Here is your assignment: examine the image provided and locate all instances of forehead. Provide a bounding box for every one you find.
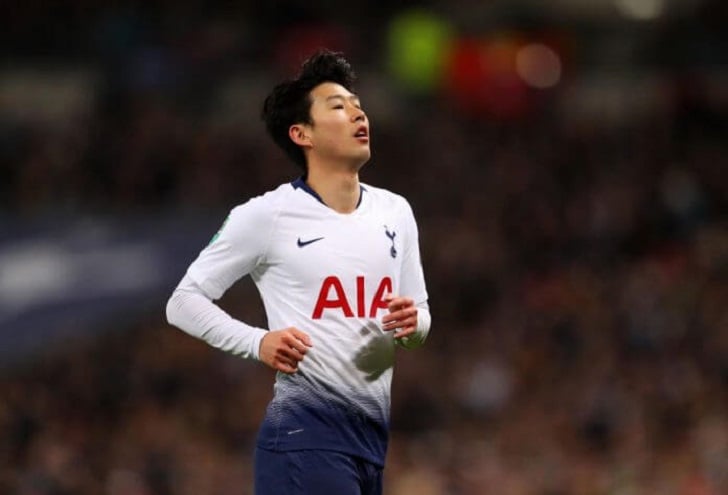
[309,82,358,103]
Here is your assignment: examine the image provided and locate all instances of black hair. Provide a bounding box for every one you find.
[261,50,357,170]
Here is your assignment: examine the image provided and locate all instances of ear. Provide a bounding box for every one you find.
[289,124,311,148]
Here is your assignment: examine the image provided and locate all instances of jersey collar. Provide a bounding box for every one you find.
[291,177,366,209]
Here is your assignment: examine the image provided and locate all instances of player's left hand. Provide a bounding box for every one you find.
[381,294,418,339]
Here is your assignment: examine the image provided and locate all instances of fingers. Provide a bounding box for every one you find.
[273,355,299,374]
[261,328,312,375]
[383,294,414,314]
[287,328,313,349]
[278,344,305,362]
[381,295,417,336]
[382,305,417,325]
[382,310,418,332]
[393,327,416,339]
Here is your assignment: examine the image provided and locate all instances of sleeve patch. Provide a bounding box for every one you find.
[208,215,230,246]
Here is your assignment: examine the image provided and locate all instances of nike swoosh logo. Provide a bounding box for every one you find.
[297,237,324,248]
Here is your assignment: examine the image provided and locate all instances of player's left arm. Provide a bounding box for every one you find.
[381,200,431,349]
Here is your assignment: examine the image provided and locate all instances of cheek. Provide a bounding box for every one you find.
[319,117,346,132]
[315,121,348,145]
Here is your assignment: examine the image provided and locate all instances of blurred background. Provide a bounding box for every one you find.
[1,0,727,494]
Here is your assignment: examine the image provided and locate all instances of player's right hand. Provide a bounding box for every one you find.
[258,327,312,374]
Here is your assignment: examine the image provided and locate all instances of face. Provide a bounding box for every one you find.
[296,82,371,169]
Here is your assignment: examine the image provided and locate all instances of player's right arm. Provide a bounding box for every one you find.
[165,195,311,373]
[166,278,311,373]
[166,274,268,360]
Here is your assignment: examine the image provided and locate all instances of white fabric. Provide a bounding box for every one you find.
[166,181,430,409]
[166,275,268,359]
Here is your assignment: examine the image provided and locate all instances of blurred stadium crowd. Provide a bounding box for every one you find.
[1,1,726,494]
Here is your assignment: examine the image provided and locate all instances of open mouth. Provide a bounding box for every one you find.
[354,127,369,139]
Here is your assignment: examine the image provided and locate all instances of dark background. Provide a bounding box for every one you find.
[1,1,726,493]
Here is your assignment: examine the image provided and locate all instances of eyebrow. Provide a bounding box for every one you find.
[325,94,360,103]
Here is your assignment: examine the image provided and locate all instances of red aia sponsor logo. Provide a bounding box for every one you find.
[312,276,392,319]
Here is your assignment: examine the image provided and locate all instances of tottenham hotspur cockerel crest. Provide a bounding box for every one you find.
[384,225,397,259]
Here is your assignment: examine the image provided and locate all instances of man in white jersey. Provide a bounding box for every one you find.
[166,50,431,494]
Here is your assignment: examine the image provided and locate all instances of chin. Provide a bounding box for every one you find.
[345,150,370,168]
[356,153,371,169]
[359,148,372,162]
[339,149,371,170]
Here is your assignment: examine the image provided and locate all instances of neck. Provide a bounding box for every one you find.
[305,166,361,214]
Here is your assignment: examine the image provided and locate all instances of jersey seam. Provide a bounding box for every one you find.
[259,188,288,266]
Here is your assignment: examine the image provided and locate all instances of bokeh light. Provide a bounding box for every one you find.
[387,9,453,94]
[515,43,562,89]
[614,0,666,20]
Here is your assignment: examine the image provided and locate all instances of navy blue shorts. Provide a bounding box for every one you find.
[254,447,383,495]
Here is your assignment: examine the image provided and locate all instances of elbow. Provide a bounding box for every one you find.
[165,290,182,328]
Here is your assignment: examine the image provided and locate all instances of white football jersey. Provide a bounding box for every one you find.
[174,178,430,466]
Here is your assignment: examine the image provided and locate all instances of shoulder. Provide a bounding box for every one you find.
[218,182,297,241]
[362,183,417,224]
[229,182,295,220]
[361,182,412,213]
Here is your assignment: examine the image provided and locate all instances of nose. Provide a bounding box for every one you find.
[350,105,366,122]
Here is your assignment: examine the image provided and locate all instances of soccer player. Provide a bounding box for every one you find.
[165,50,431,495]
